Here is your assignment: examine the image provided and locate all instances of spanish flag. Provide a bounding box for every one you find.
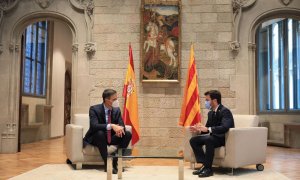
[179,44,201,126]
[123,44,140,145]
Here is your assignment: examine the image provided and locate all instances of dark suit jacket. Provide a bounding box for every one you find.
[83,103,125,145]
[205,104,234,144]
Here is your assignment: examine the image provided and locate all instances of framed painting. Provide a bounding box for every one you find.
[140,0,181,82]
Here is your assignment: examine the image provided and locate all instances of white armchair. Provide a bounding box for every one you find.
[65,114,132,169]
[184,115,268,172]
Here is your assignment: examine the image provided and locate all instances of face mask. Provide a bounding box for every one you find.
[112,100,119,108]
[205,100,211,110]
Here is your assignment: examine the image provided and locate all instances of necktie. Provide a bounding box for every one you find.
[212,111,216,121]
[107,109,111,144]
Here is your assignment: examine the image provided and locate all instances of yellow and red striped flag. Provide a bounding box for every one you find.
[179,44,201,127]
[122,44,140,145]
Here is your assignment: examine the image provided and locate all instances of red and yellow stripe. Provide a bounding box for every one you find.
[179,44,201,126]
[123,44,140,145]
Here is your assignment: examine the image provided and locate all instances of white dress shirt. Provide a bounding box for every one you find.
[103,104,112,130]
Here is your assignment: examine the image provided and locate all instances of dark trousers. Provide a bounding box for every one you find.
[189,135,224,168]
[91,130,132,166]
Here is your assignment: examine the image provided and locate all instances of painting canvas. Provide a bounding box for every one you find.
[141,1,181,82]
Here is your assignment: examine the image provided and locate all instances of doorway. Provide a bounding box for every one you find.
[19,19,72,149]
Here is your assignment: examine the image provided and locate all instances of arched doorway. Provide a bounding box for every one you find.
[17,18,74,149]
[0,0,93,153]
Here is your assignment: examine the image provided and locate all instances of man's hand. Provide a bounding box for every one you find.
[190,123,203,133]
[198,126,208,133]
[190,123,209,133]
[116,129,125,137]
[189,125,198,133]
[111,124,125,137]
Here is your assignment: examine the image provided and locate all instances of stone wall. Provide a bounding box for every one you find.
[1,0,299,153]
[0,0,236,153]
[90,0,235,152]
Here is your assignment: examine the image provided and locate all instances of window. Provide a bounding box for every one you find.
[257,18,300,112]
[22,21,48,97]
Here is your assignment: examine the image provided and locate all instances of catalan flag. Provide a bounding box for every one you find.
[123,44,140,145]
[179,44,201,127]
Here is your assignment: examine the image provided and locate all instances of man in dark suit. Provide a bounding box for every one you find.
[83,89,132,174]
[189,90,234,178]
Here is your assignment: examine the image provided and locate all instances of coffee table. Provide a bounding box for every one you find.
[106,148,184,180]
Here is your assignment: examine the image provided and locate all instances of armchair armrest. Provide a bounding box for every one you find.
[224,127,268,168]
[65,124,84,163]
[184,127,198,162]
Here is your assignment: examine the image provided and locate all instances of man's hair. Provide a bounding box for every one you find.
[102,89,117,102]
[204,90,222,104]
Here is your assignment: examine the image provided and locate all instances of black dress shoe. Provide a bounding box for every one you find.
[113,166,125,172]
[112,168,118,174]
[198,168,213,178]
[104,167,118,174]
[192,166,205,175]
[122,149,132,156]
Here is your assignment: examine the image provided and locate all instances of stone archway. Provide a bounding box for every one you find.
[246,9,300,144]
[0,0,95,153]
[247,9,300,115]
[229,0,300,115]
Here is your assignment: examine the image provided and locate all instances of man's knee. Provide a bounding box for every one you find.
[91,131,107,148]
[124,130,132,140]
[189,136,197,146]
[94,131,106,140]
[204,136,218,147]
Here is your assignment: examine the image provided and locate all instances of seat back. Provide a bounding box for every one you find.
[233,115,259,128]
[73,114,89,137]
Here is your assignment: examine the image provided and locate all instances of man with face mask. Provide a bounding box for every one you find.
[83,89,132,174]
[189,90,234,178]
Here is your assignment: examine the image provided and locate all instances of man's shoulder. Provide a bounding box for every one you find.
[90,103,103,111]
[219,104,232,113]
[220,105,228,110]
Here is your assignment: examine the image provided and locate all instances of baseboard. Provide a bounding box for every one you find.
[49,135,65,139]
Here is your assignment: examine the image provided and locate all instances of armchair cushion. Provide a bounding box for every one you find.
[83,144,118,156]
[233,115,258,128]
[214,146,225,159]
